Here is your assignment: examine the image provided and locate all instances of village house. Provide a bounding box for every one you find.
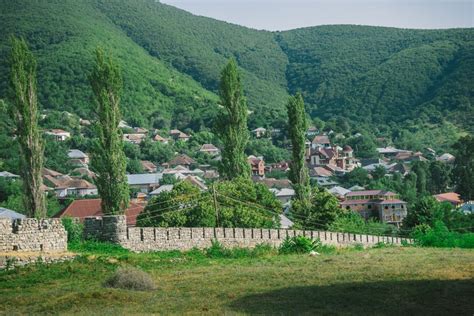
[55,199,144,226]
[248,155,265,177]
[42,167,93,197]
[340,190,407,226]
[328,186,351,200]
[123,133,146,145]
[307,136,356,172]
[79,118,91,126]
[153,134,169,144]
[50,178,98,198]
[170,129,190,142]
[251,127,267,138]
[437,153,455,164]
[165,154,196,168]
[148,184,174,198]
[183,175,208,191]
[133,127,148,134]
[255,178,292,190]
[376,147,412,159]
[272,188,295,204]
[306,126,319,137]
[71,167,96,179]
[45,129,71,141]
[141,161,157,173]
[162,165,201,176]
[199,144,220,156]
[127,173,163,193]
[311,135,331,149]
[0,171,20,180]
[203,169,219,180]
[394,151,427,163]
[267,161,290,173]
[434,192,462,207]
[68,149,89,166]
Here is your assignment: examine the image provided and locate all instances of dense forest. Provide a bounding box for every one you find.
[0,0,473,150]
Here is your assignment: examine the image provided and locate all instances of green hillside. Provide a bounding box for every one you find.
[0,0,219,130]
[0,0,473,137]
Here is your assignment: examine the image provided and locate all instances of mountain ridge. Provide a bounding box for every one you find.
[0,0,472,139]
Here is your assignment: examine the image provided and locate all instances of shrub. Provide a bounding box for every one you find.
[204,240,276,259]
[104,267,156,291]
[61,217,84,243]
[205,239,231,258]
[412,221,474,248]
[279,236,321,254]
[328,212,399,236]
[68,240,130,256]
[372,242,394,249]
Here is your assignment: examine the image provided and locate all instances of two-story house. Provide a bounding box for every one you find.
[248,155,265,177]
[340,190,407,226]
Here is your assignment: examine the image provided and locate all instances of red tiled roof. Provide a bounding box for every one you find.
[55,199,145,226]
[141,160,157,172]
[312,135,330,144]
[200,144,219,151]
[346,190,396,197]
[312,167,333,177]
[42,168,63,177]
[434,192,461,204]
[168,154,195,166]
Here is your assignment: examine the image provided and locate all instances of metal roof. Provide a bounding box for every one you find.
[127,173,163,185]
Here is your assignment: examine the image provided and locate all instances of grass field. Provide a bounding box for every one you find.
[1,245,473,315]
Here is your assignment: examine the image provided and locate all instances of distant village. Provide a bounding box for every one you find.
[1,113,471,227]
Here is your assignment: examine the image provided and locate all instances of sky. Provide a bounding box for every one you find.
[161,0,474,31]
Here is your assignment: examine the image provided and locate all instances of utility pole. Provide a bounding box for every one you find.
[212,184,219,227]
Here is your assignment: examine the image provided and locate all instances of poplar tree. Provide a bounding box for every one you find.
[8,36,46,218]
[286,93,310,203]
[89,48,129,214]
[216,58,250,179]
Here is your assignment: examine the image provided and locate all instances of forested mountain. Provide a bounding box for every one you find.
[0,0,473,139]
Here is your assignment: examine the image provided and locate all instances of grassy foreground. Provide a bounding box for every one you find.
[1,246,473,315]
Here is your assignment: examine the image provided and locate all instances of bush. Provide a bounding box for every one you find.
[205,239,230,258]
[328,212,399,236]
[68,241,130,255]
[279,236,321,254]
[61,217,83,243]
[412,221,474,248]
[204,240,276,259]
[104,267,156,291]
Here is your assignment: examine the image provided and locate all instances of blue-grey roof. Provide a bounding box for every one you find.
[0,207,26,220]
[127,173,163,185]
[279,214,294,229]
[0,171,20,178]
[149,184,174,195]
[68,149,88,159]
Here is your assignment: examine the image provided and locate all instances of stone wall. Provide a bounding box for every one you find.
[0,218,67,253]
[85,215,412,252]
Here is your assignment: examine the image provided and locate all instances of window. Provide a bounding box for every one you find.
[385,206,388,209]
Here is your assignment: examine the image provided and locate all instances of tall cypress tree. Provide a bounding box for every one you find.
[286,93,310,202]
[89,48,129,214]
[216,59,250,179]
[8,36,46,218]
